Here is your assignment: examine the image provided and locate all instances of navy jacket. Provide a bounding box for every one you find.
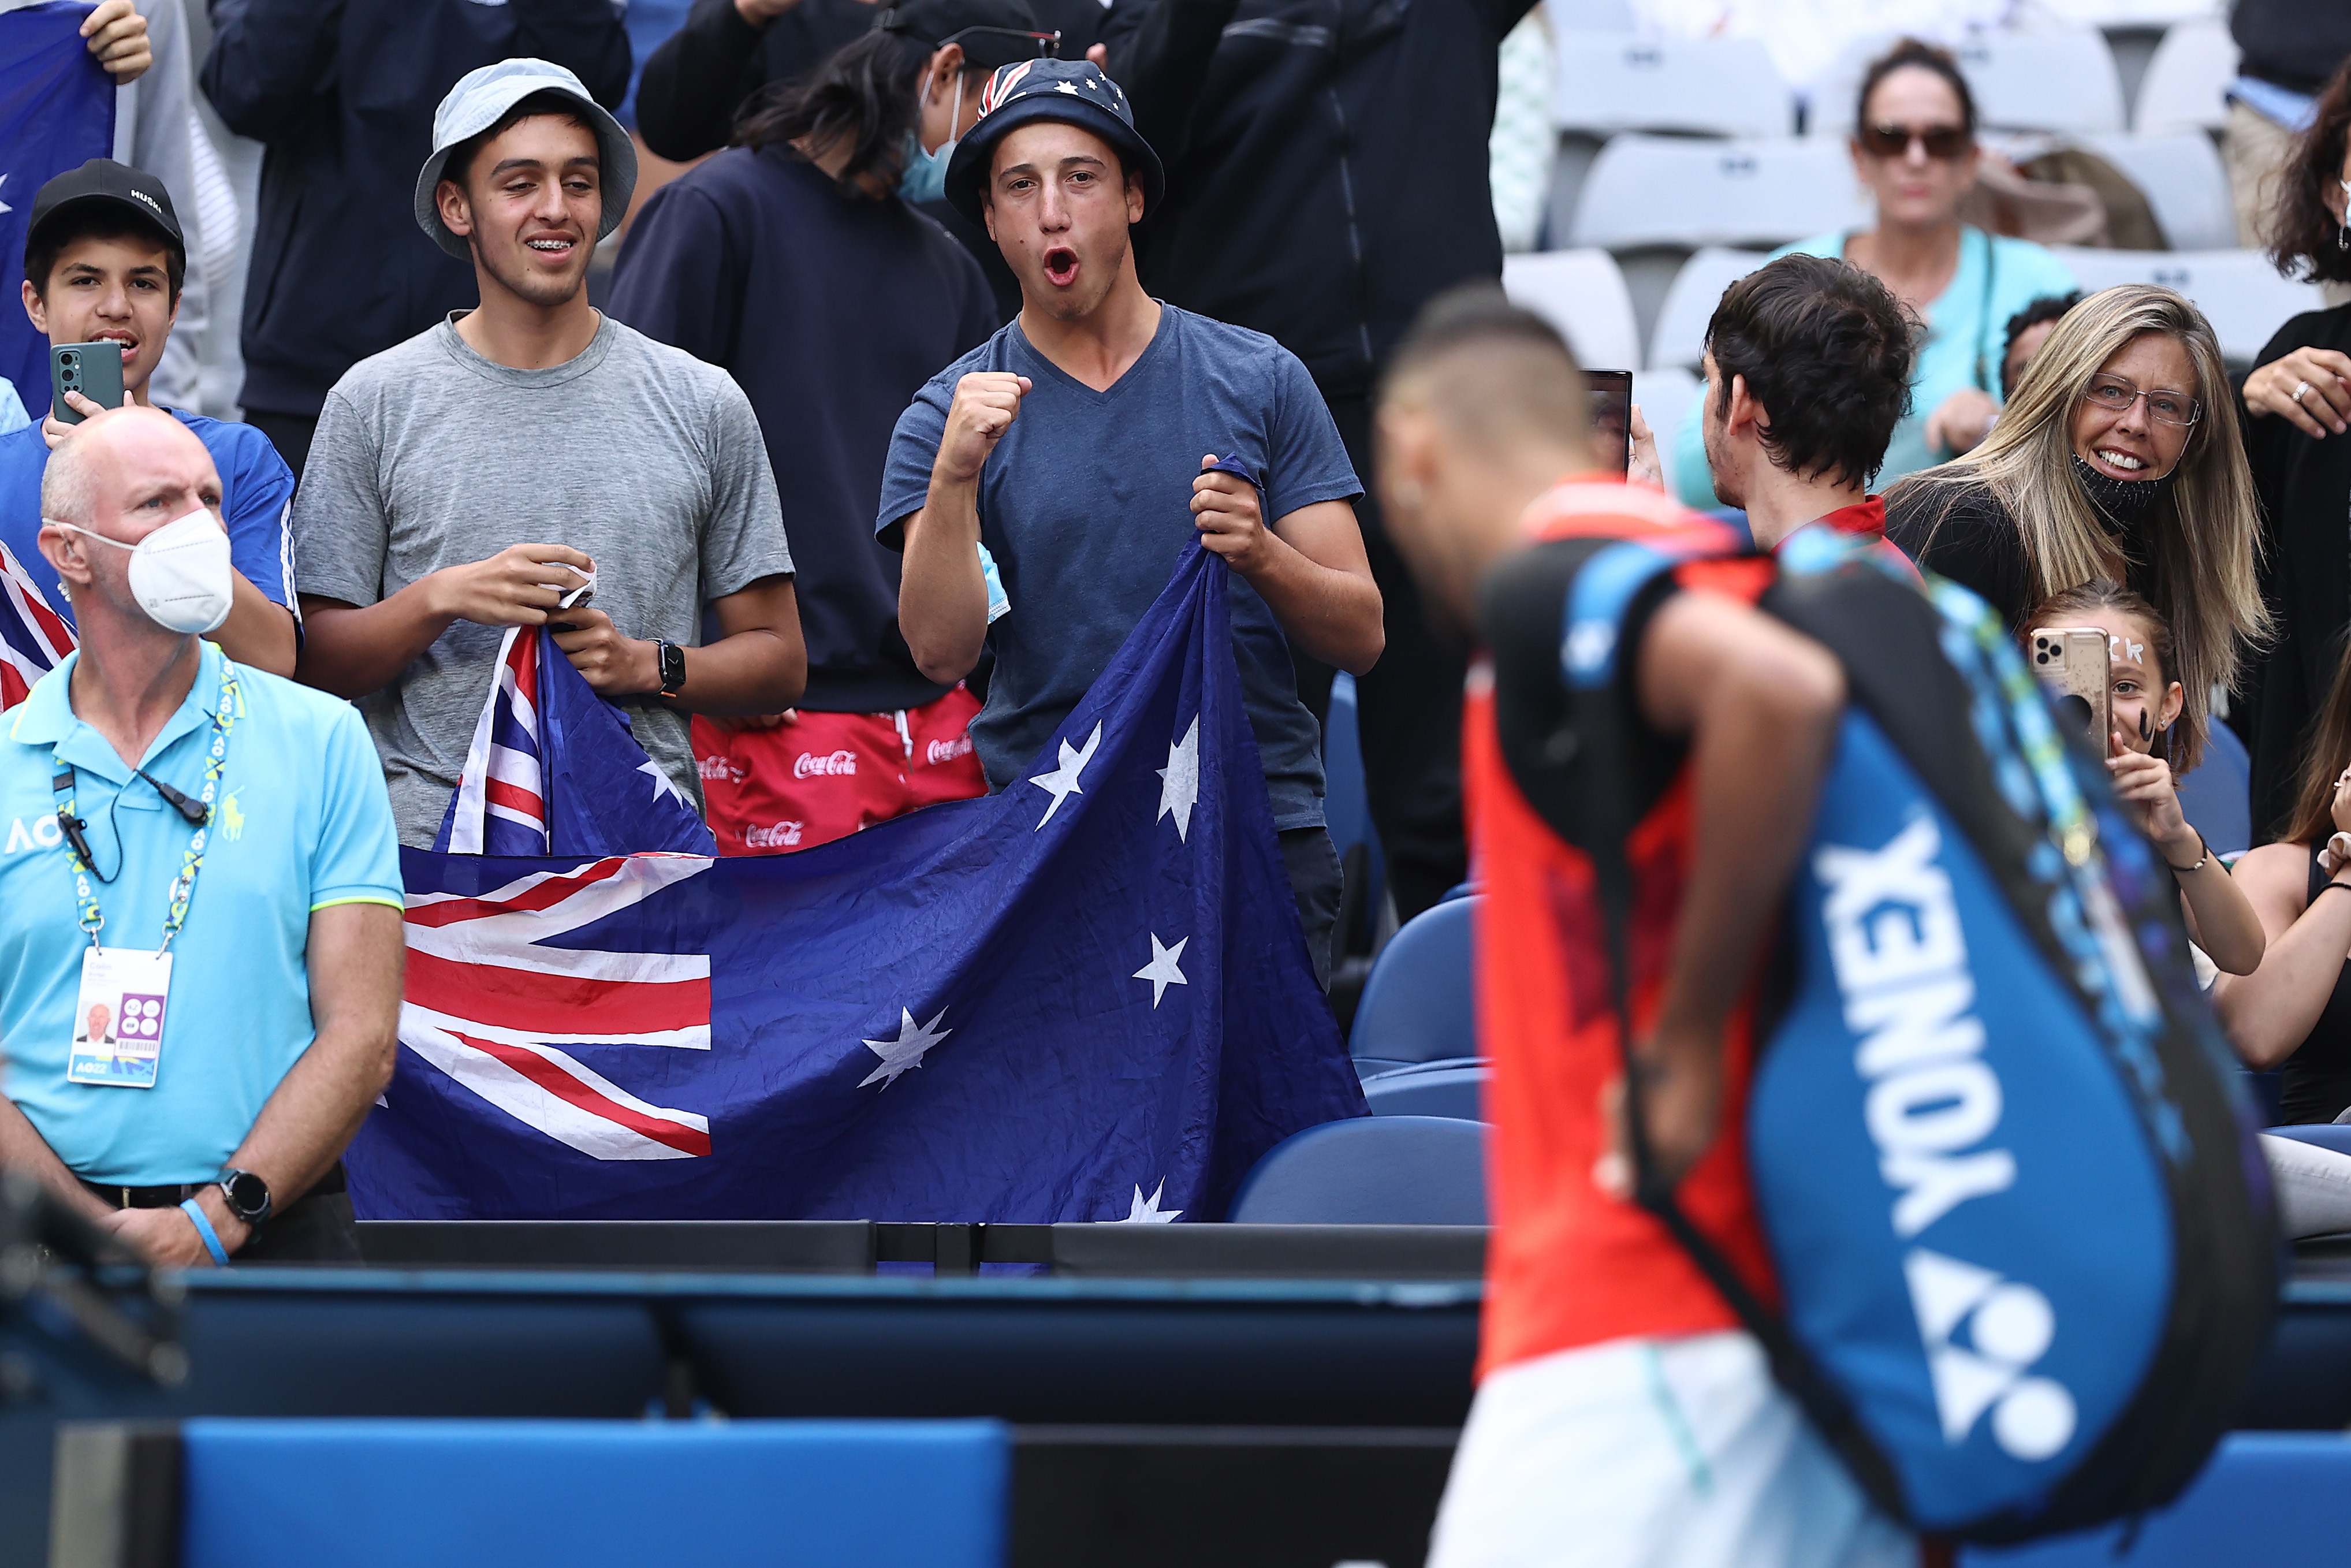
[608,146,998,713]
[1104,0,1536,400]
[202,0,630,418]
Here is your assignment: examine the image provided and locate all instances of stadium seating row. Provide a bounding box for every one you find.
[1549,20,2233,142]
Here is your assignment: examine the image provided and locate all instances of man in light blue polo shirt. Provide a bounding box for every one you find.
[0,407,401,1265]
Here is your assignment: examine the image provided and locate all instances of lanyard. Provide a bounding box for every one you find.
[49,658,240,954]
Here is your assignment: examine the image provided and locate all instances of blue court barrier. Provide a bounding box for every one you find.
[181,1418,1008,1568]
[1961,1432,2351,1565]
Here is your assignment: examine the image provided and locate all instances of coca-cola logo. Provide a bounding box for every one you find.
[793,749,859,779]
[926,735,974,766]
[743,820,804,849]
[697,756,747,783]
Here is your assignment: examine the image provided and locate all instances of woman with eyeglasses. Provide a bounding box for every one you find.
[1668,37,2076,509]
[1885,284,2268,777]
[2234,61,2351,838]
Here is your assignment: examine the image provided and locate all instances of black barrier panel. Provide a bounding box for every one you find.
[677,1287,1482,1425]
[1013,1425,1457,1568]
[2237,1282,2351,1431]
[1014,1223,1485,1279]
[356,1221,878,1273]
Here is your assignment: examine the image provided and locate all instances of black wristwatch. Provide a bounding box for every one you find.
[218,1168,273,1228]
[654,640,687,695]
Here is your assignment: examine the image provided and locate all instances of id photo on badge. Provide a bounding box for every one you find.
[67,948,172,1089]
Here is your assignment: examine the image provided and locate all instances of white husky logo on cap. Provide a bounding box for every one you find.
[128,189,162,215]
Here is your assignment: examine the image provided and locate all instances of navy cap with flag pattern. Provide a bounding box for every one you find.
[942,59,1165,225]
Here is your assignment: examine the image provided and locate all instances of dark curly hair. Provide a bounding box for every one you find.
[2267,59,2351,285]
[1854,37,1977,140]
[737,30,941,195]
[1704,253,1917,491]
[1999,290,2081,398]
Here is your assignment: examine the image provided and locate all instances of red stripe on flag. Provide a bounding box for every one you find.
[403,858,631,928]
[404,946,709,1036]
[450,1031,711,1157]
[1,665,27,710]
[483,779,545,818]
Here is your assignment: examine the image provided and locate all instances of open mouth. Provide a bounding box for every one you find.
[2091,447,2149,477]
[1043,247,1079,287]
[523,234,578,259]
[89,332,136,357]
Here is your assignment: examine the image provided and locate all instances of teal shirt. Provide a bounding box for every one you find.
[0,643,402,1186]
[1671,228,2079,509]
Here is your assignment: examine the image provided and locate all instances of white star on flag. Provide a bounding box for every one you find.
[1156,716,1199,842]
[638,757,688,807]
[1028,721,1101,829]
[1117,1179,1183,1223]
[0,174,12,218]
[1133,933,1188,1007]
[860,1005,952,1089]
[1053,79,1082,94]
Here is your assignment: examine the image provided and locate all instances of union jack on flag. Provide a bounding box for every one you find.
[0,539,74,709]
[434,624,713,858]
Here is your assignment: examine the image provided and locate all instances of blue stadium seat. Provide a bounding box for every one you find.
[1228,1116,1488,1224]
[1359,1060,1487,1121]
[1348,897,1477,1078]
[2267,1123,2351,1157]
[179,1418,1008,1568]
[2175,720,2252,858]
[1961,1433,2351,1566]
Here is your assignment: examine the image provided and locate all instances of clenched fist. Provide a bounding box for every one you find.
[936,373,1031,486]
[1192,453,1271,573]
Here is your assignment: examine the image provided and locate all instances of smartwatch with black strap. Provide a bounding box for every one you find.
[218,1168,272,1228]
[654,640,687,696]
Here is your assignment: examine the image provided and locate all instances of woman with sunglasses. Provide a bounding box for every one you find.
[1886,285,2267,777]
[1668,38,2075,508]
[2236,61,2351,837]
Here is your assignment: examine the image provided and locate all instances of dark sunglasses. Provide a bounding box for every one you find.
[1858,123,1970,161]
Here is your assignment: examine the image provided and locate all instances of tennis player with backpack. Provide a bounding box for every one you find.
[1374,290,2275,1567]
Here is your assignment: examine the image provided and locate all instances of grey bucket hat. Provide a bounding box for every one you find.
[413,59,638,260]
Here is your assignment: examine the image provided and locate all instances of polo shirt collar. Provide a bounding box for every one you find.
[8,642,225,784]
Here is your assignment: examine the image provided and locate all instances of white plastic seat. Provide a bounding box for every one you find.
[2132,18,2238,135]
[1809,29,2127,138]
[2048,248,2324,363]
[1502,248,1641,373]
[1646,246,1768,371]
[2080,130,2234,251]
[1570,136,1868,252]
[1551,31,1795,139]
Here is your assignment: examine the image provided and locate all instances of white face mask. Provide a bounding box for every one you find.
[50,508,234,635]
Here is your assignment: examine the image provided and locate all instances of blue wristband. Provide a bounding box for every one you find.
[179,1197,230,1266]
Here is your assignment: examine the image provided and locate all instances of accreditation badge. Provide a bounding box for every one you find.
[66,948,174,1089]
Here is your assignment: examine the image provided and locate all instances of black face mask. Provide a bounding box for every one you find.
[2070,453,2174,532]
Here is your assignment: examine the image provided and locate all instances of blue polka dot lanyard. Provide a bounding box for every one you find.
[50,658,240,954]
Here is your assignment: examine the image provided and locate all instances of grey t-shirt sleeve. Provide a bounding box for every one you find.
[1262,345,1365,524]
[289,388,390,608]
[695,378,793,602]
[875,375,954,551]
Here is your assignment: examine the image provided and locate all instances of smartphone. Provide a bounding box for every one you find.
[1588,369,1633,476]
[50,343,126,425]
[2029,627,2111,744]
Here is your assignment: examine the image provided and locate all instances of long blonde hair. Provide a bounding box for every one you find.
[1892,284,2266,772]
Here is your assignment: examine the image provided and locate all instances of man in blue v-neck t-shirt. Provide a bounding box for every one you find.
[879,59,1385,985]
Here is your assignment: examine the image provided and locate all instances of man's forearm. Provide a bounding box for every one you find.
[0,1094,116,1223]
[1657,658,1843,1040]
[296,587,457,699]
[215,575,298,677]
[666,629,805,715]
[897,479,990,683]
[1237,539,1383,675]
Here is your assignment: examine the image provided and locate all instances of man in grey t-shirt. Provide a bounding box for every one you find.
[291,60,805,846]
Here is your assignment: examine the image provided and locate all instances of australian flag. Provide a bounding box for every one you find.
[1,4,117,419]
[348,543,1367,1221]
[0,539,74,709]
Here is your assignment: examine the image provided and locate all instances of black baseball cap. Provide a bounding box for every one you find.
[873,0,1059,69]
[24,159,185,273]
